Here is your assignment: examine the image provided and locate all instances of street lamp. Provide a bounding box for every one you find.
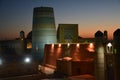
[107,43,112,47]
[24,57,31,63]
[107,42,113,53]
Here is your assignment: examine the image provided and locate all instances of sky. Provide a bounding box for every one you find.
[0,0,120,40]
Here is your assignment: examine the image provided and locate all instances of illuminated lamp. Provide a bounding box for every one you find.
[58,44,61,47]
[51,44,54,48]
[27,42,32,49]
[76,43,80,47]
[24,57,31,63]
[87,43,94,52]
[107,43,112,47]
[89,43,94,48]
[67,43,70,48]
[107,42,113,53]
[63,57,72,61]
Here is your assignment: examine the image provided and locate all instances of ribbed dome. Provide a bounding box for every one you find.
[95,30,103,37]
[114,29,120,36]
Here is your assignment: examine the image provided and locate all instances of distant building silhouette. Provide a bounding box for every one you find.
[113,29,120,80]
[104,30,108,42]
[20,31,25,53]
[20,31,25,40]
[0,31,38,78]
[26,31,32,52]
[57,24,78,43]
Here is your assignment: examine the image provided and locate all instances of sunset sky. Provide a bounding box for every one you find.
[0,0,120,40]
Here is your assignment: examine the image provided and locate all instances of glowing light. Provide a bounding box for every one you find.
[27,42,32,49]
[63,57,72,61]
[51,44,54,48]
[67,43,70,48]
[89,43,94,48]
[107,43,112,47]
[58,44,61,47]
[76,43,80,47]
[107,42,113,53]
[24,57,31,63]
[87,43,94,52]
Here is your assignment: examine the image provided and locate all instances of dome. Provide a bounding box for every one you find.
[95,30,103,37]
[104,30,107,35]
[20,31,24,36]
[20,30,25,39]
[113,29,120,36]
[26,31,32,39]
[20,30,24,33]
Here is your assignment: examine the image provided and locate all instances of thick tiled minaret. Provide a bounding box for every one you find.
[32,7,57,63]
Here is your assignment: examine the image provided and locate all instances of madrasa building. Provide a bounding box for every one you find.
[0,6,120,80]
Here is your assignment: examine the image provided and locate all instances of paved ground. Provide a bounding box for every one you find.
[68,75,95,80]
[0,73,46,80]
[0,66,95,80]
[0,73,95,80]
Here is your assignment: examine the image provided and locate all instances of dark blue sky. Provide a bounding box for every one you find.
[0,0,120,39]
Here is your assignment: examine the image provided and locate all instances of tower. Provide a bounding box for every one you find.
[20,31,25,54]
[94,30,105,80]
[20,31,25,40]
[104,30,108,42]
[105,42,114,80]
[32,7,57,63]
[113,29,120,80]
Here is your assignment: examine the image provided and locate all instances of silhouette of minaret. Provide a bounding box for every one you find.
[94,30,105,80]
[113,29,120,80]
[104,30,108,42]
[20,31,25,54]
